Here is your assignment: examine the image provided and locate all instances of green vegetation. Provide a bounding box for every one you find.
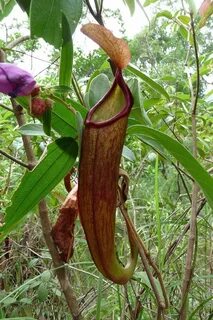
[0,0,212,319]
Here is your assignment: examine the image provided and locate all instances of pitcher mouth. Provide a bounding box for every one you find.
[85,69,133,128]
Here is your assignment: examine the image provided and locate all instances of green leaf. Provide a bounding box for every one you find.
[188,296,213,320]
[135,271,163,299]
[128,78,152,126]
[0,138,78,240]
[59,15,73,87]
[87,74,110,108]
[144,0,158,7]
[178,25,189,41]
[37,283,48,302]
[1,297,16,306]
[123,0,135,15]
[50,85,72,95]
[0,317,37,320]
[51,102,76,137]
[75,111,84,154]
[177,15,190,25]
[127,64,170,100]
[156,10,172,19]
[42,107,52,136]
[16,0,31,13]
[18,123,46,136]
[30,0,82,48]
[128,125,213,210]
[67,98,87,119]
[15,96,76,137]
[122,145,136,161]
[0,0,15,21]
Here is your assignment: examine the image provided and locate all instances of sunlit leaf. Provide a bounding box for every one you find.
[177,15,190,25]
[144,0,159,7]
[156,10,172,19]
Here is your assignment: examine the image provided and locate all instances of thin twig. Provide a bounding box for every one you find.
[85,0,104,25]
[72,73,86,107]
[136,0,150,26]
[0,149,30,169]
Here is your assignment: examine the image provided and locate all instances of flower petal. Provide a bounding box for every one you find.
[0,63,36,97]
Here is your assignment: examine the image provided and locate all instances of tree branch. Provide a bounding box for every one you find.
[6,35,30,49]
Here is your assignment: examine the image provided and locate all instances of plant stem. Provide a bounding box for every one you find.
[38,200,82,319]
[6,35,30,49]
[11,99,37,169]
[85,0,104,25]
[0,149,30,169]
[95,274,103,320]
[0,103,14,113]
[179,12,200,319]
[155,154,162,268]
[72,74,86,107]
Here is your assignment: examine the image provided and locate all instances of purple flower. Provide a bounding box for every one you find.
[0,63,36,97]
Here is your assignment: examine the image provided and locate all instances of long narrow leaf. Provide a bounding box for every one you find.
[127,64,170,100]
[59,15,73,87]
[128,125,213,209]
[0,138,78,240]
[51,102,77,137]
